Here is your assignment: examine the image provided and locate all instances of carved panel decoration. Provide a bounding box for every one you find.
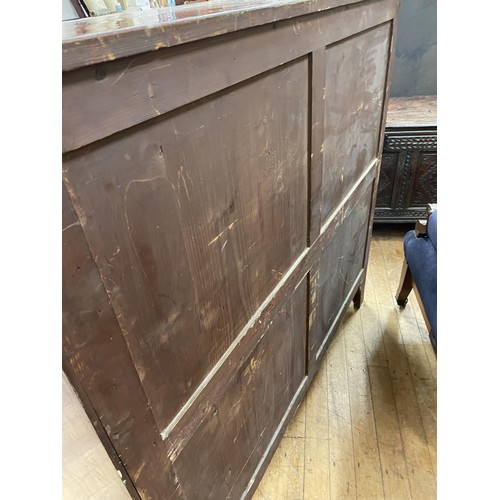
[411,152,438,206]
[374,118,437,222]
[375,152,398,207]
[375,95,437,223]
[384,134,437,152]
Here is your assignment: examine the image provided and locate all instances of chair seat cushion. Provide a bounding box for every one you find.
[403,226,437,345]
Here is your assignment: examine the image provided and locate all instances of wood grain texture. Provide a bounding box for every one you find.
[252,226,436,500]
[368,234,436,498]
[62,372,131,500]
[62,0,399,496]
[321,23,391,225]
[64,58,308,432]
[368,364,412,499]
[386,95,437,128]
[309,48,326,244]
[62,0,368,71]
[327,328,356,499]
[253,436,305,499]
[62,185,180,500]
[63,162,381,498]
[169,280,307,499]
[378,228,437,477]
[344,309,385,499]
[310,182,372,362]
[62,0,397,152]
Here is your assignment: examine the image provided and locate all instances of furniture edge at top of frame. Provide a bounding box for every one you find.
[62,0,389,71]
[385,95,437,129]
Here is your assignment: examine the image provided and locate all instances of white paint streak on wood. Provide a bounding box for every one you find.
[160,248,308,442]
[111,60,134,87]
[208,220,238,247]
[62,220,80,232]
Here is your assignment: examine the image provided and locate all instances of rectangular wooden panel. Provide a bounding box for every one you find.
[63,57,308,433]
[310,183,373,361]
[375,126,437,222]
[321,23,391,225]
[62,185,179,499]
[410,151,437,206]
[170,279,307,499]
[376,152,399,207]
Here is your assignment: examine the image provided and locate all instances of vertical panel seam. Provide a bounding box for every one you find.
[307,51,314,247]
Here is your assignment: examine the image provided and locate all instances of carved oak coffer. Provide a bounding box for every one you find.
[62,0,399,498]
[374,96,437,222]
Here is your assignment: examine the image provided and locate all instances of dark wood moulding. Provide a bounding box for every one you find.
[62,0,399,497]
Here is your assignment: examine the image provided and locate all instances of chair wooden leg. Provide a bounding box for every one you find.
[396,261,413,307]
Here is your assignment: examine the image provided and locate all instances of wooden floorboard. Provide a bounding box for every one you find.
[252,225,437,500]
[62,372,130,500]
[327,328,356,500]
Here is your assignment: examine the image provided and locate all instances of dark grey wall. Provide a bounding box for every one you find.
[390,0,437,97]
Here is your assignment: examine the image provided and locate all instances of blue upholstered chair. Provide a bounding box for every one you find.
[396,205,437,353]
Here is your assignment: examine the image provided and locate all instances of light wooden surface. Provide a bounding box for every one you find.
[62,372,130,500]
[253,225,437,500]
[385,96,437,128]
